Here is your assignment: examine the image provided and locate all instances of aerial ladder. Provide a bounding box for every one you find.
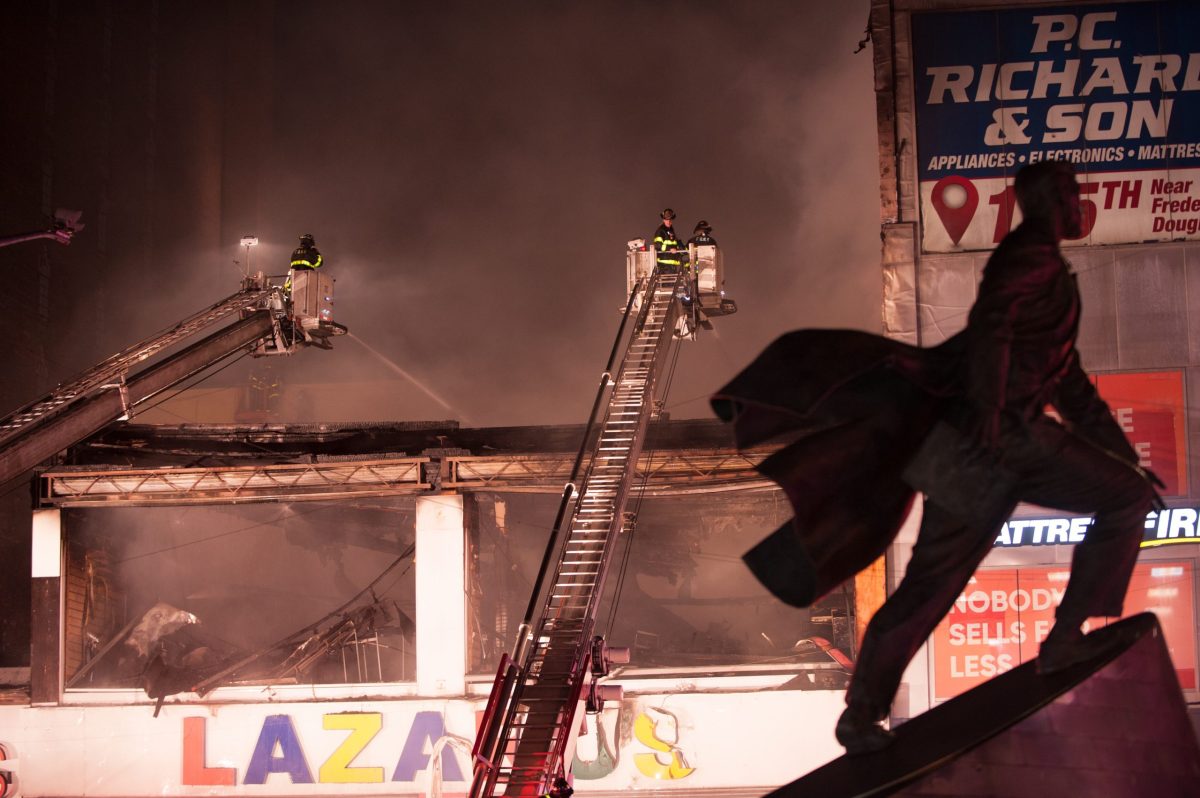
[0,268,345,486]
[470,243,736,798]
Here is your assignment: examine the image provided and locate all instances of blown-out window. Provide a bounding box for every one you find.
[63,499,417,696]
[467,490,856,676]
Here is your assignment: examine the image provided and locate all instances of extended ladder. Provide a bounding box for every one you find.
[471,265,684,798]
[0,271,347,486]
[0,284,273,442]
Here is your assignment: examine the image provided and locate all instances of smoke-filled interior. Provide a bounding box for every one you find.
[469,491,855,674]
[63,487,855,695]
[63,500,416,693]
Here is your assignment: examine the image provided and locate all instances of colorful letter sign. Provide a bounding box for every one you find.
[182,710,465,788]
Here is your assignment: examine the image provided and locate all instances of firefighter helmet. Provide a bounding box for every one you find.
[660,208,676,220]
[694,220,711,234]
[299,233,315,247]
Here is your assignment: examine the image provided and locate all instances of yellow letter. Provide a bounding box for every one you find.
[632,713,694,780]
[320,713,384,784]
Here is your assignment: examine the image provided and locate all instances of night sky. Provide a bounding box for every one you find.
[4,0,880,429]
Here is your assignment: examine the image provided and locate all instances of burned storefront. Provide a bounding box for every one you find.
[3,418,858,795]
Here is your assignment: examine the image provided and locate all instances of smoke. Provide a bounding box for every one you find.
[69,500,416,677]
[163,0,879,428]
[7,1,880,430]
[2,1,881,671]
[469,489,847,668]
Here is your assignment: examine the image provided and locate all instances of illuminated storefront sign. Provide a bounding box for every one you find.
[993,507,1200,548]
[932,561,1197,701]
[911,2,1200,252]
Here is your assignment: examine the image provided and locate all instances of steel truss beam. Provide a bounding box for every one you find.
[41,457,429,507]
[40,448,773,507]
[445,449,772,495]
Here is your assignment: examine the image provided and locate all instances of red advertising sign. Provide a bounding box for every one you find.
[1092,370,1187,497]
[932,561,1196,702]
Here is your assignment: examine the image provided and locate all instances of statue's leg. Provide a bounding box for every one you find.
[1010,424,1156,671]
[838,501,994,751]
[1013,423,1154,620]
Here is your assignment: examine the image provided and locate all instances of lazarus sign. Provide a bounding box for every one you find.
[911,2,1200,252]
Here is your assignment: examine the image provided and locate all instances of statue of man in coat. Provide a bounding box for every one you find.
[712,161,1160,755]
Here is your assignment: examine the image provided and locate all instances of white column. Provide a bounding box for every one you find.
[31,508,63,579]
[415,495,466,696]
[30,508,64,704]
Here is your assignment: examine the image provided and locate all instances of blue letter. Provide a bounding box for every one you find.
[393,711,464,782]
[245,715,313,784]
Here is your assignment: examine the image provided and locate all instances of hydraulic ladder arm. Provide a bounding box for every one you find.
[471,262,688,798]
[0,272,345,486]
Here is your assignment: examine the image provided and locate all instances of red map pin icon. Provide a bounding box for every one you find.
[931,175,979,246]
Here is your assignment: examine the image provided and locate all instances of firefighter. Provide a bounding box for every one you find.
[677,220,717,331]
[290,233,323,271]
[542,777,573,798]
[283,234,324,343]
[685,220,716,312]
[652,208,684,272]
[688,220,717,247]
[284,233,323,295]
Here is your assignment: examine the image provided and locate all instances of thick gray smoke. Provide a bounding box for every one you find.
[1,1,878,668]
[132,1,881,428]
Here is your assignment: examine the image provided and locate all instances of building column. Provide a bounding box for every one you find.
[30,508,63,705]
[415,495,466,696]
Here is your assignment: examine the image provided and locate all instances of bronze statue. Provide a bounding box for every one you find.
[712,161,1160,754]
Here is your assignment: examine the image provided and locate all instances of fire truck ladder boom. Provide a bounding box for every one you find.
[0,270,345,487]
[471,265,685,798]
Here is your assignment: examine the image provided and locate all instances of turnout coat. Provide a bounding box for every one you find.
[711,220,1137,608]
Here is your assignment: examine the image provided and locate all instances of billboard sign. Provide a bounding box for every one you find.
[1093,370,1188,496]
[931,561,1196,701]
[912,2,1200,251]
[0,691,847,796]
[992,507,1200,548]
